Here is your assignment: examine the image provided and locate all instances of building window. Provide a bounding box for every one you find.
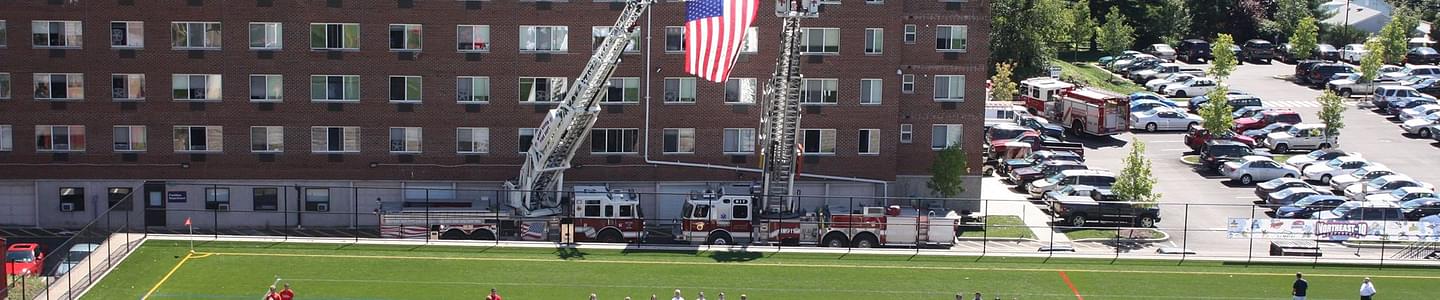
[111,74,146,101]
[111,21,144,48]
[800,28,839,54]
[173,126,223,152]
[390,127,423,153]
[663,78,696,103]
[388,24,422,51]
[253,188,279,211]
[33,73,84,100]
[172,74,222,101]
[722,128,755,154]
[519,77,566,103]
[740,27,758,53]
[35,125,85,152]
[860,78,882,105]
[591,26,639,52]
[519,25,568,53]
[310,23,360,50]
[457,25,490,52]
[866,0,884,4]
[113,125,147,152]
[931,124,963,150]
[310,75,361,102]
[901,74,915,94]
[864,28,882,54]
[664,26,684,52]
[517,128,537,153]
[250,126,284,153]
[0,20,7,48]
[801,129,836,154]
[858,129,879,155]
[903,24,916,44]
[590,128,638,154]
[725,78,756,104]
[250,74,283,102]
[457,76,491,103]
[802,78,838,104]
[0,125,10,151]
[249,22,282,50]
[311,126,360,153]
[663,128,695,154]
[457,127,489,154]
[602,77,639,103]
[0,73,9,99]
[32,20,82,48]
[900,124,913,144]
[107,187,133,211]
[936,25,968,52]
[205,188,231,210]
[389,76,423,102]
[304,188,330,212]
[934,75,966,102]
[59,188,85,212]
[171,22,222,49]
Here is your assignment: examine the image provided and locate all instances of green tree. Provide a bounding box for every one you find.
[1065,0,1095,51]
[1096,7,1137,54]
[1316,90,1347,138]
[1208,34,1238,81]
[1323,25,1369,46]
[1359,38,1385,83]
[927,145,969,198]
[991,0,1065,78]
[1198,86,1235,134]
[1274,0,1311,40]
[1146,0,1191,45]
[1112,138,1160,207]
[990,62,1018,102]
[1289,16,1319,60]
[1378,10,1421,64]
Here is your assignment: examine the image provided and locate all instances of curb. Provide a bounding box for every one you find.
[1178,155,1201,166]
[956,237,1040,242]
[1072,229,1171,243]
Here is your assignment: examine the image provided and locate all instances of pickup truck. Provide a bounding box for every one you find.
[1049,189,1161,228]
[1326,73,1400,97]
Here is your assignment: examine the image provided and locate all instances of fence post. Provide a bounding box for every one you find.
[212,184,219,239]
[981,197,988,257]
[1180,203,1189,264]
[1246,204,1256,266]
[282,186,290,242]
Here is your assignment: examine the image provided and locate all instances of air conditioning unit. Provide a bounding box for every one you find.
[216,203,230,211]
[316,203,330,212]
[60,203,75,212]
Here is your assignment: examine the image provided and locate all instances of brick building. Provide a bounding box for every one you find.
[0,0,988,228]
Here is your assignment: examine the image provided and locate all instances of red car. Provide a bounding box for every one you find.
[1185,127,1256,150]
[1234,109,1302,132]
[5,243,43,276]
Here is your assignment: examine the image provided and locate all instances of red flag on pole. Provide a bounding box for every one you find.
[184,217,192,226]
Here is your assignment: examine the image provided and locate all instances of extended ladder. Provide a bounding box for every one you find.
[758,2,817,216]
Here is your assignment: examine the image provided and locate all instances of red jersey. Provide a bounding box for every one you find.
[266,292,282,300]
[487,293,503,300]
[279,289,294,300]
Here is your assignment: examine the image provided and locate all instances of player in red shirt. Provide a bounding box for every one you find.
[265,287,282,300]
[487,288,502,300]
[279,283,295,300]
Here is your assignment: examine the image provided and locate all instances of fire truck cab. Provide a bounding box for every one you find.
[1053,88,1131,136]
[679,190,959,248]
[1020,77,1077,115]
[569,186,646,243]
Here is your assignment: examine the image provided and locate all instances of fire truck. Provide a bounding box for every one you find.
[1049,88,1131,136]
[1019,77,1077,115]
[378,0,653,242]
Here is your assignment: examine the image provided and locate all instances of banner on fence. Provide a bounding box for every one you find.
[1226,218,1440,241]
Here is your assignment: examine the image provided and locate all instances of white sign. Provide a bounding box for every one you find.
[1227,218,1440,241]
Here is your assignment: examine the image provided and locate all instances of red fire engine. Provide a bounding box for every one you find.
[1049,88,1131,136]
[678,189,958,247]
[379,186,645,242]
[1019,77,1077,115]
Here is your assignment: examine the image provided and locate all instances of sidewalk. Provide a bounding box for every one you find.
[978,177,1072,244]
[35,231,147,300]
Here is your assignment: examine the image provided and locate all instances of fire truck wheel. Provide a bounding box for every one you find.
[851,234,878,248]
[821,233,849,248]
[706,232,732,245]
[471,230,497,240]
[599,229,625,243]
[439,230,467,240]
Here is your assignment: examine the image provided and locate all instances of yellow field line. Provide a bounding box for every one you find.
[140,251,212,300]
[204,251,1440,280]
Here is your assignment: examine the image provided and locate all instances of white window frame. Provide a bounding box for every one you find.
[802,78,838,104]
[518,77,567,103]
[589,128,639,154]
[171,21,222,50]
[173,125,223,153]
[722,128,755,154]
[389,76,423,103]
[33,73,85,101]
[936,25,968,52]
[601,77,640,104]
[859,78,882,105]
[310,23,360,50]
[111,73,146,101]
[800,28,840,54]
[389,127,423,153]
[664,26,685,53]
[456,127,490,154]
[931,124,963,150]
[901,74,915,94]
[110,21,144,49]
[725,77,757,104]
[248,22,282,50]
[517,128,537,153]
[250,126,284,153]
[456,25,491,52]
[310,126,361,153]
[899,123,913,144]
[864,28,883,54]
[663,77,697,103]
[519,25,569,53]
[903,24,916,44]
[933,75,966,102]
[113,125,147,152]
[32,20,82,48]
[663,128,695,154]
[35,125,85,152]
[858,129,880,155]
[591,26,639,53]
[389,24,423,51]
[0,125,11,152]
[456,76,491,103]
[740,27,758,53]
[172,74,222,101]
[250,74,283,102]
[310,75,361,102]
[800,129,836,155]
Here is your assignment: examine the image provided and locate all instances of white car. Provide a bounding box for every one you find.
[1340,43,1368,63]
[1344,174,1433,201]
[54,243,100,276]
[1285,149,1356,170]
[1302,156,1372,183]
[1146,73,1196,92]
[1399,112,1440,137]
[1364,186,1438,203]
[1220,156,1300,185]
[1162,77,1221,98]
[1028,169,1116,197]
[1328,164,1394,194]
[1262,124,1337,153]
[1145,43,1177,61]
[1398,104,1440,121]
[1380,65,1440,81]
[1130,108,1203,132]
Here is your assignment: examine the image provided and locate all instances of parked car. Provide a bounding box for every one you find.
[1286,149,1355,170]
[1050,188,1160,227]
[1131,107,1203,132]
[1294,60,1327,83]
[1379,65,1440,81]
[1016,115,1066,139]
[1344,174,1433,201]
[1302,156,1371,183]
[1370,86,1436,111]
[1008,160,1087,186]
[4,243,43,276]
[1242,122,1294,141]
[1163,77,1221,97]
[1129,63,1181,82]
[1042,184,1103,207]
[1340,43,1368,63]
[1328,164,1394,194]
[54,243,100,276]
[1265,187,1325,208]
[1188,94,1263,113]
[1398,104,1440,121]
[1221,156,1300,185]
[1232,106,1272,120]
[1198,140,1263,171]
[1147,73,1197,92]
[1275,195,1348,218]
[1235,109,1302,132]
[1306,63,1357,87]
[1131,99,1176,114]
[998,150,1084,177]
[1145,44,1177,61]
[1275,43,1297,64]
[1416,77,1440,97]
[1401,198,1440,220]
[1229,44,1244,64]
[1326,73,1400,97]
[1315,201,1404,221]
[1240,39,1276,63]
[1185,127,1258,150]
[1110,54,1157,71]
[1098,50,1143,65]
[1384,97,1438,116]
[1177,39,1212,63]
[1256,177,1330,200]
[1315,44,1341,61]
[1029,169,1116,198]
[1262,124,1335,153]
[1406,47,1440,65]
[1364,186,1438,203]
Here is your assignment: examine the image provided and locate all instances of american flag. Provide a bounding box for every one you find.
[685,0,759,83]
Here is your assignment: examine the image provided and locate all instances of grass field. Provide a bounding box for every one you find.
[84,240,1440,300]
[958,216,1035,239]
[1051,59,1146,95]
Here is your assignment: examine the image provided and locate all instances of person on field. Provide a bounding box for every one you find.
[278,284,294,300]
[589,293,598,300]
[717,292,725,300]
[972,292,983,300]
[265,287,282,300]
[1293,273,1310,300]
[486,288,502,300]
[1359,277,1377,300]
[672,289,686,300]
[696,291,707,300]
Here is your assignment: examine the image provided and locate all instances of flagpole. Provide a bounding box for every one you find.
[186,217,194,253]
